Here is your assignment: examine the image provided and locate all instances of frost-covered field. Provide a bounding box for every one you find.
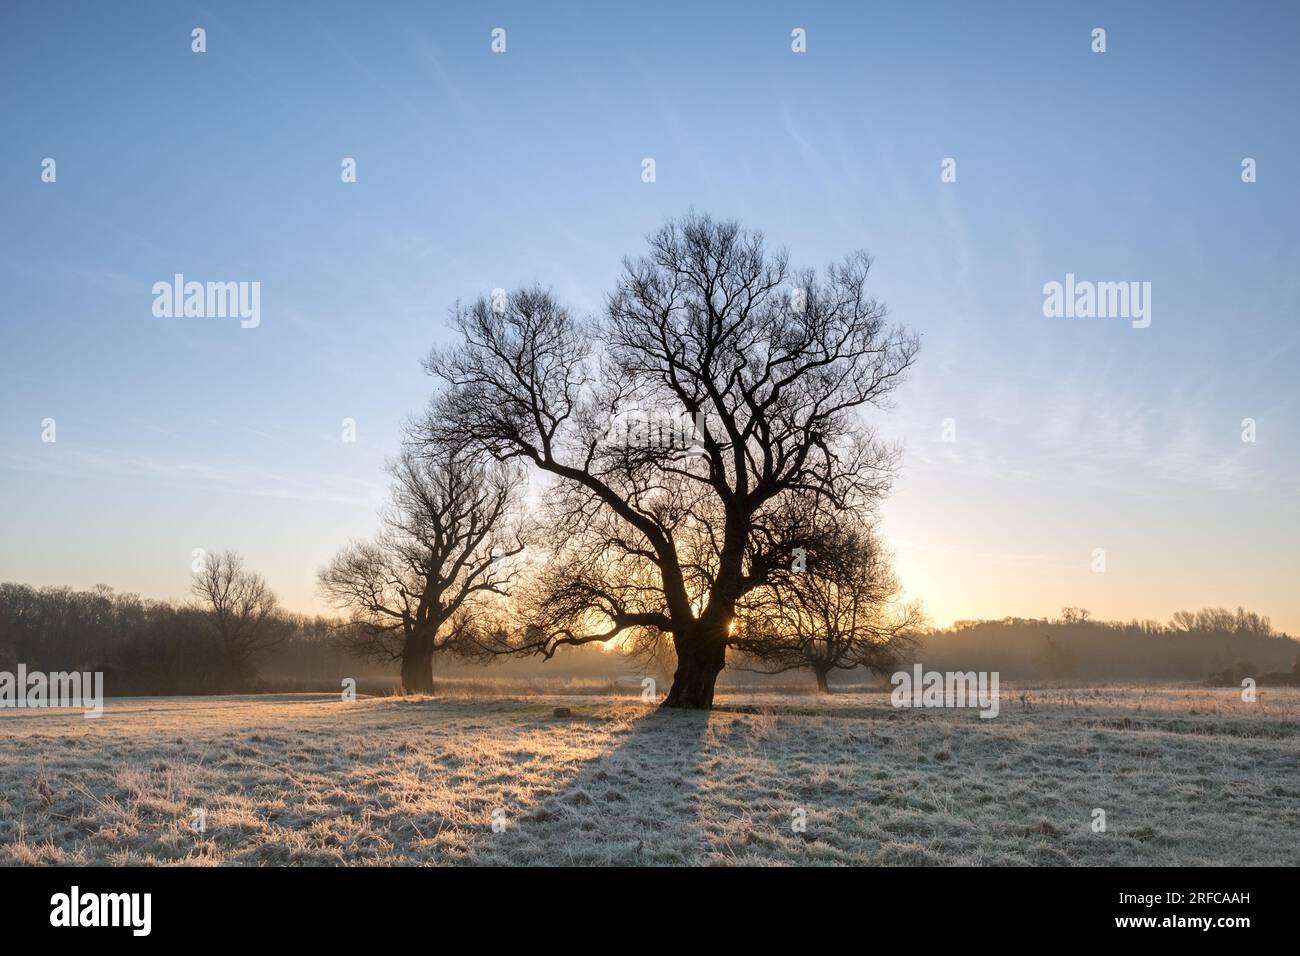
[2,684,1297,865]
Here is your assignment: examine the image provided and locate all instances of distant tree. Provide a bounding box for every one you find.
[423,211,919,708]
[318,446,523,694]
[191,551,287,688]
[733,523,923,693]
[1060,606,1091,624]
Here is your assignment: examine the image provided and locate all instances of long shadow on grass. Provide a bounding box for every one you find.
[469,707,714,866]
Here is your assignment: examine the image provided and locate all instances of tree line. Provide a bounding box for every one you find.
[922,608,1298,682]
[0,555,305,696]
[4,573,1292,695]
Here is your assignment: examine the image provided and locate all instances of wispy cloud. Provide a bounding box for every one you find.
[3,449,383,506]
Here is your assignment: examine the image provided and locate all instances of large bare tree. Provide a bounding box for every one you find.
[318,446,522,694]
[733,523,923,692]
[191,550,286,687]
[425,212,919,708]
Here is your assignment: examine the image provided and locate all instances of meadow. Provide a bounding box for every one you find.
[2,683,1296,866]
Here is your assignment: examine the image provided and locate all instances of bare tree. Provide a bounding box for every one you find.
[191,551,286,688]
[318,446,523,694]
[424,211,919,708]
[733,523,923,692]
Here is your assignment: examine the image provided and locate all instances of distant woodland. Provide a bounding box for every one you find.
[2,581,1294,696]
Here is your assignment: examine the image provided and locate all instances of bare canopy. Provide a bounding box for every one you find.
[190,550,285,686]
[733,522,924,692]
[318,446,523,694]
[423,211,919,708]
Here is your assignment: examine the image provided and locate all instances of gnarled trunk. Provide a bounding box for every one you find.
[661,624,727,709]
[399,633,435,695]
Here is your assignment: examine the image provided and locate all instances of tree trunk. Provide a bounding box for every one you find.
[399,634,435,695]
[814,666,831,694]
[661,626,727,710]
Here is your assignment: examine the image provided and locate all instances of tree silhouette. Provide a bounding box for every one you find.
[733,522,923,692]
[424,211,918,708]
[319,446,523,694]
[191,550,286,688]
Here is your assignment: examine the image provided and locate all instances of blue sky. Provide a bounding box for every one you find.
[2,0,1298,631]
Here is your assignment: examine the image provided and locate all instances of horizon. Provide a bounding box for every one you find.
[3,1,1298,633]
[2,572,1295,642]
